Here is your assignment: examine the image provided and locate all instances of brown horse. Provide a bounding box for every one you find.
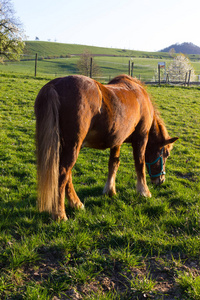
[35,75,178,220]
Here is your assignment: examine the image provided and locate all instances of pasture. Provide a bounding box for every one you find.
[1,41,200,81]
[1,55,200,83]
[0,56,161,81]
[0,73,200,299]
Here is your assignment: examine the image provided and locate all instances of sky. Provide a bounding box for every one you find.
[12,0,200,52]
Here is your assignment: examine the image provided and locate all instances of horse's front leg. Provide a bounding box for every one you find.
[132,139,151,197]
[103,146,121,197]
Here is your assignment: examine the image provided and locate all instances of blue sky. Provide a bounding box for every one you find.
[13,0,200,52]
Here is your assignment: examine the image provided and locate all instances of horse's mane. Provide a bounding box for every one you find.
[154,112,170,140]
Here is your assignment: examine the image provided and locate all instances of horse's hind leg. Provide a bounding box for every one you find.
[53,146,84,221]
[103,146,121,197]
[65,170,84,209]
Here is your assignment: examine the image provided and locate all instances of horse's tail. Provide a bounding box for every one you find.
[34,84,60,214]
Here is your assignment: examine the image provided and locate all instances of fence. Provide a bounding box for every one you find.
[1,53,200,85]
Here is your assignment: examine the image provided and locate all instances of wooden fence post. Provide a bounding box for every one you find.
[90,57,93,78]
[128,60,131,76]
[185,72,188,86]
[35,53,38,77]
[158,64,161,85]
[187,70,191,86]
[131,62,134,77]
[166,74,169,84]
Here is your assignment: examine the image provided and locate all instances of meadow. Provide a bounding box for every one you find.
[0,56,162,81]
[1,41,200,81]
[0,72,200,299]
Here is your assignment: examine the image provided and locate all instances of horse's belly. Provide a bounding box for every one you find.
[82,128,130,150]
[82,130,100,148]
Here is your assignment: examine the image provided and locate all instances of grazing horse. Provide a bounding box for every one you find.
[35,75,178,220]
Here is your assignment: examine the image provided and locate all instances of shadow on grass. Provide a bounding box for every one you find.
[77,186,104,201]
[0,195,51,236]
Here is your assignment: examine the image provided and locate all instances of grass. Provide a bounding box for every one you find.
[1,55,200,82]
[0,73,200,299]
[23,41,172,58]
[1,40,200,80]
[177,271,200,299]
[0,56,162,80]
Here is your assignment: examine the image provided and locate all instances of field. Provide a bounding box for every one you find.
[0,73,200,299]
[1,41,200,81]
[23,41,172,58]
[0,56,161,81]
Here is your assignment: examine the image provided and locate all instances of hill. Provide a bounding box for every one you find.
[160,42,200,55]
[24,41,170,59]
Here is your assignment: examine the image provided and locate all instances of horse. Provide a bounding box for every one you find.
[34,74,178,220]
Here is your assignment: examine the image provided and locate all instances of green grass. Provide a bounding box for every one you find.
[1,41,200,80]
[23,41,172,59]
[1,55,200,82]
[0,56,162,81]
[177,271,200,299]
[0,73,200,299]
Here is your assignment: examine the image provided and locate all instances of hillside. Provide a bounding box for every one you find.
[160,42,200,55]
[24,41,170,59]
[24,41,125,57]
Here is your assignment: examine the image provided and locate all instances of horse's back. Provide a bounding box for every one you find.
[41,75,154,150]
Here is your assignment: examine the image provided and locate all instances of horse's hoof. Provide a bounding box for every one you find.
[141,191,152,198]
[71,202,85,210]
[138,189,152,198]
[52,214,68,221]
[61,215,68,221]
[80,203,85,210]
[103,186,116,197]
[146,191,152,198]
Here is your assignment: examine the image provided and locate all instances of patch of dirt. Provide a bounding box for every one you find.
[23,249,200,300]
[176,171,197,182]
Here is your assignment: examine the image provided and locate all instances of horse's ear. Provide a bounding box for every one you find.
[163,137,179,146]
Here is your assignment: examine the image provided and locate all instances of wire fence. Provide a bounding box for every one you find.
[1,53,200,85]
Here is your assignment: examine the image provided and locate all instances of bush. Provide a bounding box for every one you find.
[167,54,196,81]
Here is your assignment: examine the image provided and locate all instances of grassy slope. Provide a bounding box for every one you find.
[0,74,200,299]
[24,41,170,58]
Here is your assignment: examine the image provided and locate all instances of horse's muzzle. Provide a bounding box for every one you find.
[151,176,165,185]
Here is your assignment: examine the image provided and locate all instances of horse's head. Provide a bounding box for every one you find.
[145,137,178,185]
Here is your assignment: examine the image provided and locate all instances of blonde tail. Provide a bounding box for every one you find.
[34,84,60,214]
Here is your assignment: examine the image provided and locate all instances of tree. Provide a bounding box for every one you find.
[169,48,175,57]
[0,0,24,63]
[77,50,100,78]
[167,54,196,82]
